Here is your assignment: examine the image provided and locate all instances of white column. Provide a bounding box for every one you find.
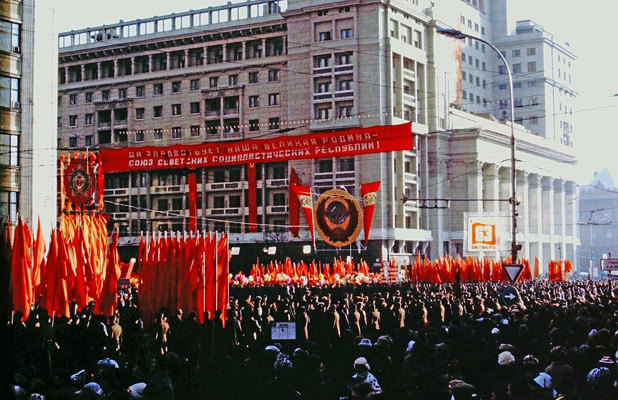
[483,164,500,215]
[517,171,530,259]
[468,161,484,214]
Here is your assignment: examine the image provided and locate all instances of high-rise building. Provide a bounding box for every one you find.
[0,0,57,236]
[56,0,579,272]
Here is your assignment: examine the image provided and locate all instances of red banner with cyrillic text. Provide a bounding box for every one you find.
[98,123,413,173]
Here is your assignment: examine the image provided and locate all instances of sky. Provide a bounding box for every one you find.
[50,0,618,186]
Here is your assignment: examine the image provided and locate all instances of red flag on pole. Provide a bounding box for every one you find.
[216,233,229,327]
[32,216,46,301]
[247,163,258,232]
[96,230,120,317]
[291,185,315,248]
[361,182,381,247]
[534,256,540,278]
[10,218,33,320]
[289,168,300,237]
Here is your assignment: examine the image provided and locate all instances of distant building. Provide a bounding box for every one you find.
[55,0,578,272]
[0,0,58,236]
[578,167,618,277]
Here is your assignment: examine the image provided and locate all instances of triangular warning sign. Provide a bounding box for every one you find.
[504,264,524,284]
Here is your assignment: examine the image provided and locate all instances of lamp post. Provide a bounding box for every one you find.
[437,28,518,262]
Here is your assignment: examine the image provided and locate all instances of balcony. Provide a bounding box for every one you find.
[151,185,182,194]
[266,178,288,188]
[205,207,241,216]
[205,182,243,191]
[103,188,128,196]
[266,205,289,214]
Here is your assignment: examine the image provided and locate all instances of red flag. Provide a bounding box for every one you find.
[289,167,300,237]
[291,185,315,247]
[188,170,198,232]
[32,216,46,301]
[247,163,258,232]
[534,256,540,278]
[360,182,381,246]
[216,233,229,327]
[204,233,217,319]
[10,218,33,320]
[96,230,120,317]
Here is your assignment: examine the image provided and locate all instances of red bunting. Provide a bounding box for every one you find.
[289,168,300,237]
[361,182,381,247]
[291,185,315,248]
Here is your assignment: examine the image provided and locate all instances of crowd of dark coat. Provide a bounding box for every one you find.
[5,279,618,400]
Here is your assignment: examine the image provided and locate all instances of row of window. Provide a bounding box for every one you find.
[67,117,283,148]
[461,52,487,72]
[389,19,423,50]
[61,70,280,106]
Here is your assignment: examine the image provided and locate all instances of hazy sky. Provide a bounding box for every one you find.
[51,0,618,186]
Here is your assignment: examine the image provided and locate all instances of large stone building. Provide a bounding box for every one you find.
[0,0,57,236]
[56,0,579,271]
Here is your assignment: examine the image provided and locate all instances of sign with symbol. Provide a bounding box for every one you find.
[499,286,520,306]
[271,322,296,340]
[466,216,504,252]
[504,264,525,284]
[314,188,362,247]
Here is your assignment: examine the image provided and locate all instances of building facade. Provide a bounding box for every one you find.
[0,0,57,236]
[56,0,579,272]
[578,168,618,278]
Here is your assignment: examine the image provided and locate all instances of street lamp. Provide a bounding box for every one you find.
[437,28,519,262]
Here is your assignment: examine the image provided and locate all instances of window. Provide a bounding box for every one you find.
[339,6,350,12]
[85,135,93,147]
[190,79,200,91]
[153,83,163,95]
[339,157,354,171]
[513,63,521,73]
[314,55,330,68]
[172,81,181,93]
[513,82,522,88]
[481,27,485,35]
[338,79,351,91]
[316,106,331,120]
[529,116,538,125]
[249,72,259,84]
[136,86,145,97]
[102,90,110,101]
[85,113,93,125]
[69,94,77,105]
[190,125,200,137]
[249,96,259,108]
[319,31,332,41]
[172,104,182,116]
[527,47,536,56]
[273,193,286,206]
[338,104,353,117]
[337,53,352,65]
[209,77,218,88]
[153,105,163,118]
[317,9,329,16]
[69,137,77,148]
[340,28,353,38]
[85,92,93,103]
[249,119,260,132]
[135,108,144,120]
[69,115,77,127]
[527,62,536,72]
[482,62,486,71]
[158,199,169,211]
[318,159,333,173]
[512,49,520,58]
[499,100,507,110]
[268,69,279,82]
[268,93,280,106]
[498,65,506,75]
[316,81,331,93]
[190,102,200,114]
[213,196,224,208]
[154,128,163,140]
[229,74,238,86]
[229,195,241,207]
[172,198,183,210]
[528,81,536,87]
[462,71,466,80]
[171,127,182,139]
[269,117,280,130]
[514,98,523,108]
[119,88,127,98]
[135,130,145,142]
[462,90,467,100]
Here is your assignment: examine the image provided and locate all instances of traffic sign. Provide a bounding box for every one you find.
[601,258,618,270]
[499,286,520,306]
[504,264,525,284]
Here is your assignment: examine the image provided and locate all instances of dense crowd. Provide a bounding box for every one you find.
[5,279,618,400]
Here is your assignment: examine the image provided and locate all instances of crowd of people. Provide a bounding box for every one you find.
[5,279,618,399]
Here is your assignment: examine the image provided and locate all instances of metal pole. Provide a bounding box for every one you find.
[436,29,518,262]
